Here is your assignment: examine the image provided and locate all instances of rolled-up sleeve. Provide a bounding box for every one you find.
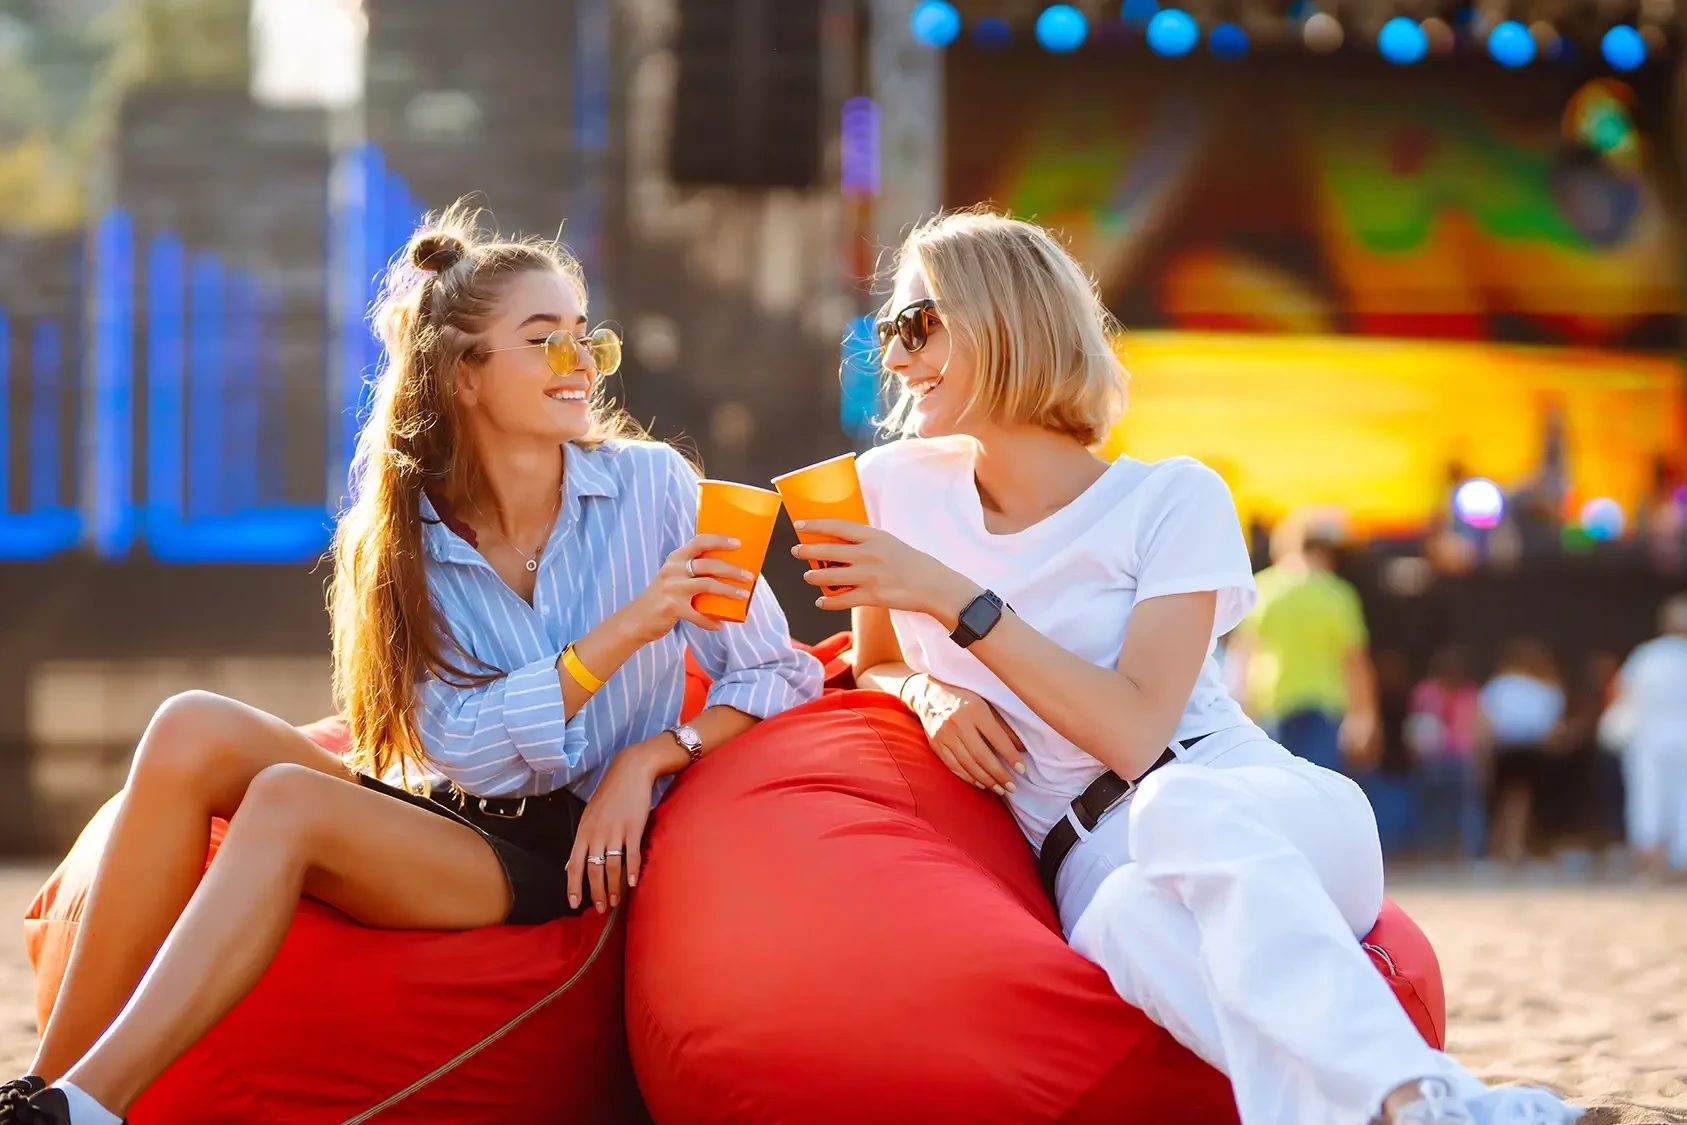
[660,447,822,719]
[681,575,824,718]
[415,654,589,792]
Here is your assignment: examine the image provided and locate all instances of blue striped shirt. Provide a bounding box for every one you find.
[413,439,823,800]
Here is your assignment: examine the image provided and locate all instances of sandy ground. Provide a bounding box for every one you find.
[0,863,1682,1122]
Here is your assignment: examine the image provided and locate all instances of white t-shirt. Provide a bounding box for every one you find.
[858,436,1266,849]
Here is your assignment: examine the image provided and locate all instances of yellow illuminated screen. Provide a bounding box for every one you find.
[1098,332,1687,535]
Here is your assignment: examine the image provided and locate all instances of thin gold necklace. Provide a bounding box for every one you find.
[470,495,561,573]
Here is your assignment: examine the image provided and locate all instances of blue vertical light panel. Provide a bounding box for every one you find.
[839,314,884,443]
[30,318,62,512]
[573,0,610,275]
[331,142,371,505]
[353,144,387,482]
[258,285,285,506]
[90,208,136,557]
[188,253,225,520]
[146,233,186,525]
[225,271,261,513]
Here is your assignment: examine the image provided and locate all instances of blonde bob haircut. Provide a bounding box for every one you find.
[880,208,1128,446]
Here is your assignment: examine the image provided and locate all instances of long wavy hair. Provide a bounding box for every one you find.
[329,200,644,788]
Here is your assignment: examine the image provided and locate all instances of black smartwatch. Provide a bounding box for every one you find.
[950,589,1006,649]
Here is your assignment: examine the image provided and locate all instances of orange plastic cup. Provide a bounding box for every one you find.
[693,481,784,623]
[772,453,870,597]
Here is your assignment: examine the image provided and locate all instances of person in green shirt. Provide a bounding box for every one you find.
[1230,514,1378,774]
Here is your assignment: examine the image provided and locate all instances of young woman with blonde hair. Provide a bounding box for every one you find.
[1,203,820,1125]
[794,208,1578,1125]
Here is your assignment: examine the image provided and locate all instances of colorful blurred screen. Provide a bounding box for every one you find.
[945,49,1684,532]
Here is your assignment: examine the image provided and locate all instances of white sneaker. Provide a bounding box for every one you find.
[1381,1080,1582,1125]
[1384,1079,1473,1124]
[1463,1086,1582,1125]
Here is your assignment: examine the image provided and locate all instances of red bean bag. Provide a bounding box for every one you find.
[24,717,646,1125]
[626,690,1445,1124]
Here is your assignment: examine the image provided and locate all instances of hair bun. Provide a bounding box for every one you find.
[410,231,466,274]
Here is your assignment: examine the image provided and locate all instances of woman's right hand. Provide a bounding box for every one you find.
[902,673,1027,796]
[620,535,753,643]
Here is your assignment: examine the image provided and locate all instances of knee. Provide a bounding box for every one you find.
[229,763,334,850]
[129,690,248,791]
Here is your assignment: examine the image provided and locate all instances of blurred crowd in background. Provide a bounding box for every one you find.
[1228,505,1687,880]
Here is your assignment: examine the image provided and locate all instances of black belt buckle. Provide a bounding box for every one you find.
[477,795,528,819]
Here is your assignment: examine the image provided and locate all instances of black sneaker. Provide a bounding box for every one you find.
[0,1078,45,1123]
[0,1087,124,1125]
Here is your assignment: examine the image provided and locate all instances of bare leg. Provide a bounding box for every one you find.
[29,693,354,1083]
[60,761,510,1115]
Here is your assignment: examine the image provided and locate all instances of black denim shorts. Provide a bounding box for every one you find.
[357,773,587,926]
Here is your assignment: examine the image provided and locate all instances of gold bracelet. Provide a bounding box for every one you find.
[560,644,606,694]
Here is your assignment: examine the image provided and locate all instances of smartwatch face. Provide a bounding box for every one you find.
[959,595,999,639]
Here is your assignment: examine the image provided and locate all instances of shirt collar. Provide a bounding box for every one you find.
[566,442,620,502]
[420,442,619,564]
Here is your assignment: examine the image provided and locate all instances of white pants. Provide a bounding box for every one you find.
[1624,735,1687,868]
[1056,737,1484,1125]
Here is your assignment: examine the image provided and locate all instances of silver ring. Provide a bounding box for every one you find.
[585,854,606,866]
[685,558,697,579]
[604,848,624,858]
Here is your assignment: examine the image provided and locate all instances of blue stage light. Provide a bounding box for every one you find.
[974,16,1012,48]
[910,1,961,49]
[1035,5,1088,52]
[1378,17,1427,64]
[1120,0,1159,27]
[1601,25,1646,71]
[1487,20,1534,67]
[1146,8,1198,55]
[1209,22,1247,57]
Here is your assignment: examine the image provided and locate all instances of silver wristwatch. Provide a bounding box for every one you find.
[666,723,704,767]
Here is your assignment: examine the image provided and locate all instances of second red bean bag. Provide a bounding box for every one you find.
[626,691,1444,1124]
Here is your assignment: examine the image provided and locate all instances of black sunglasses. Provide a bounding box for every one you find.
[875,299,941,355]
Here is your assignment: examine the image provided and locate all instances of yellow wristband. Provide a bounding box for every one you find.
[560,644,605,694]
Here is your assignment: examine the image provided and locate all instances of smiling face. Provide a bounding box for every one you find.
[877,211,1130,449]
[882,266,979,440]
[455,269,596,445]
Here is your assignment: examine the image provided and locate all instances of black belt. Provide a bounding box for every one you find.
[1037,735,1209,901]
[447,784,581,821]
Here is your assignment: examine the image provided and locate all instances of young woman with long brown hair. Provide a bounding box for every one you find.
[2,204,820,1125]
[794,210,1579,1125]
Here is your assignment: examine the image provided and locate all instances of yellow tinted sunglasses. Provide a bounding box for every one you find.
[482,326,623,377]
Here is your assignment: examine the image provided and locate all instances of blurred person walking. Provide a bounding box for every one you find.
[1478,640,1565,865]
[1602,595,1687,879]
[1232,514,1378,775]
[1547,651,1622,874]
[1405,647,1487,861]
[1359,649,1418,860]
